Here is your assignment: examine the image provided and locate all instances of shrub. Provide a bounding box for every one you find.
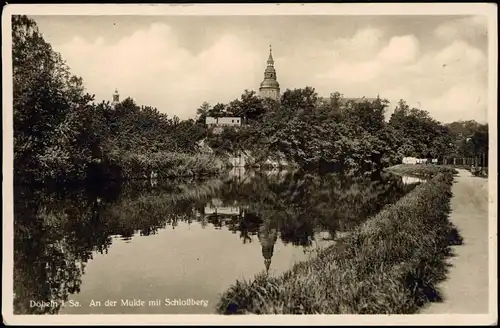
[109,151,230,179]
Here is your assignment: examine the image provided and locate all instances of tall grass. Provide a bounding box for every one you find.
[110,151,230,179]
[216,171,462,314]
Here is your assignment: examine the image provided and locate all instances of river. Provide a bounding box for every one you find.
[13,169,422,314]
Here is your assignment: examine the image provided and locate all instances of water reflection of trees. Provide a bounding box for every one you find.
[216,170,417,247]
[13,171,418,314]
[13,182,121,314]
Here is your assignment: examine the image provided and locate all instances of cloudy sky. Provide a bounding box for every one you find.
[31,14,489,123]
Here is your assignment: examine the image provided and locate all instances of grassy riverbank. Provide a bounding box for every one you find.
[216,168,462,314]
[102,150,231,180]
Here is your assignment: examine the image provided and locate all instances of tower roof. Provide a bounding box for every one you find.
[259,45,280,99]
[258,225,278,273]
[260,45,280,90]
[260,79,280,89]
[267,45,274,66]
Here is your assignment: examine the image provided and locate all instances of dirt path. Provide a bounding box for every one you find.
[420,169,490,314]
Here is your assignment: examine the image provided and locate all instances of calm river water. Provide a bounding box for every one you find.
[13,169,422,314]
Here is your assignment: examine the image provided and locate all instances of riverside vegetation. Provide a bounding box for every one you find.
[13,15,488,184]
[12,15,483,315]
[216,166,463,314]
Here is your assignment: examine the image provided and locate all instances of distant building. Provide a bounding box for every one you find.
[205,117,217,126]
[111,88,120,107]
[217,117,242,127]
[259,45,280,101]
[205,116,242,127]
[316,96,379,108]
[402,157,435,165]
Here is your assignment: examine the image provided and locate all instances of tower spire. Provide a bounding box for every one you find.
[259,45,280,101]
[267,44,274,66]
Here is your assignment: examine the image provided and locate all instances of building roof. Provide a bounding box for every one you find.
[219,116,242,120]
[267,45,274,65]
[317,96,379,105]
[342,97,378,103]
[260,79,280,88]
[205,116,241,120]
[260,45,280,90]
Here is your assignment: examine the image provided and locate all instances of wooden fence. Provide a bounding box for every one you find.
[441,156,488,167]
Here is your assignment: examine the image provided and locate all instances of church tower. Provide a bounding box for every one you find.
[259,45,280,101]
[112,88,120,107]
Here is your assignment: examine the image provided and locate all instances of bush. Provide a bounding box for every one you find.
[109,151,230,179]
[216,171,461,314]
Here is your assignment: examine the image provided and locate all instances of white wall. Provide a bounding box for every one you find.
[205,116,241,126]
[259,88,280,100]
[402,157,438,164]
[217,117,241,126]
[205,116,217,125]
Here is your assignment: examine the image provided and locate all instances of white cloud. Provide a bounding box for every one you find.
[335,27,384,53]
[324,61,382,84]
[434,40,486,71]
[377,35,420,64]
[316,28,487,123]
[434,16,488,42]
[317,34,419,89]
[50,20,488,123]
[55,23,263,120]
[425,84,487,123]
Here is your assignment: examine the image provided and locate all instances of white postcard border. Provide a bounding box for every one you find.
[2,3,497,326]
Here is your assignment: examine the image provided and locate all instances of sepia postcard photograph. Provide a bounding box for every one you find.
[2,3,497,326]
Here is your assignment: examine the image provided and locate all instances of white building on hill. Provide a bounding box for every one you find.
[205,116,242,127]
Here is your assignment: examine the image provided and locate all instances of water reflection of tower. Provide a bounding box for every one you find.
[257,222,278,274]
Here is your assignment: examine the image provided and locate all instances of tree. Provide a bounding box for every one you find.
[470,124,489,166]
[343,96,388,135]
[226,90,266,122]
[209,103,227,118]
[195,101,211,125]
[261,97,280,113]
[13,15,96,183]
[239,90,266,121]
[388,100,454,159]
[446,120,488,162]
[280,86,318,113]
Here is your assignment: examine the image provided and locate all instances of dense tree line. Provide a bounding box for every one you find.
[389,100,488,163]
[445,120,489,166]
[13,15,96,183]
[13,16,208,184]
[13,15,489,184]
[198,87,489,170]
